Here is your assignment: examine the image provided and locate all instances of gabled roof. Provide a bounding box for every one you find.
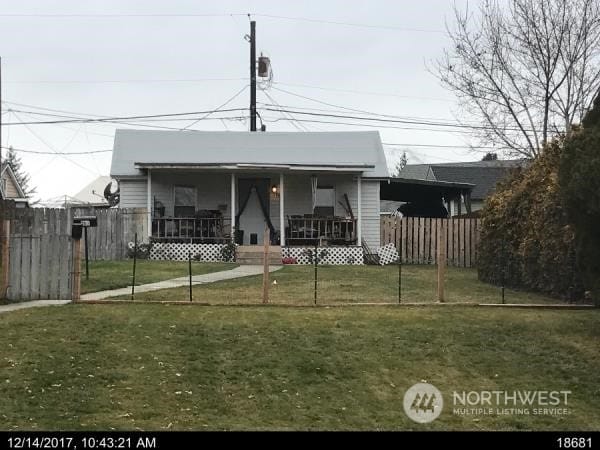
[71,176,112,206]
[0,163,27,200]
[398,159,527,200]
[110,130,390,178]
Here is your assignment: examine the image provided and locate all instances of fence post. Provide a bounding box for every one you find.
[71,235,81,301]
[437,219,447,302]
[131,232,137,300]
[314,242,318,305]
[1,219,10,299]
[188,251,193,302]
[395,218,401,304]
[262,227,269,304]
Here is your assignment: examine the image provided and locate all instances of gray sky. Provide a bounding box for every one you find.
[0,0,478,202]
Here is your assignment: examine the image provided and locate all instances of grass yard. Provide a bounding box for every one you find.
[81,260,238,294]
[111,265,558,305]
[0,304,599,430]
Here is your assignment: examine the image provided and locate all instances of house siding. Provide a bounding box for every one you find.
[4,176,19,198]
[119,179,147,208]
[118,172,380,248]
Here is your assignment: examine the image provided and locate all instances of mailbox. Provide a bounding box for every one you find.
[72,216,97,239]
[73,216,98,228]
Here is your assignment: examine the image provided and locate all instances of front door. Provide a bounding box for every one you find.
[237,178,270,245]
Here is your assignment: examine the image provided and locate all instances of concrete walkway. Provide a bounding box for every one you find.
[81,265,283,301]
[0,300,71,314]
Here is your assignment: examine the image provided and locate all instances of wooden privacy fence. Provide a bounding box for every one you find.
[7,234,73,300]
[6,207,147,261]
[380,217,482,267]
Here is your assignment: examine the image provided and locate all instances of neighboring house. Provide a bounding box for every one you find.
[70,176,115,209]
[398,159,526,216]
[110,130,388,253]
[38,176,115,209]
[0,163,29,207]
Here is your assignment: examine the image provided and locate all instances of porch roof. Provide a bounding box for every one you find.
[111,130,389,178]
[134,162,373,172]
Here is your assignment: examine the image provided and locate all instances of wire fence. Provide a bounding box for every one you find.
[86,243,564,306]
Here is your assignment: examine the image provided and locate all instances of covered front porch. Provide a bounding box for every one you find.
[143,167,366,248]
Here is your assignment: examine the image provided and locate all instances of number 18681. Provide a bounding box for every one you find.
[557,437,592,448]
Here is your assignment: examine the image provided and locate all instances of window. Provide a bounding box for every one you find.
[314,186,335,216]
[174,186,196,217]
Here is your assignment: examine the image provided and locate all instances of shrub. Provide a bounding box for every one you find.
[127,241,153,259]
[220,242,237,262]
[478,140,584,300]
[559,98,600,304]
[282,256,297,264]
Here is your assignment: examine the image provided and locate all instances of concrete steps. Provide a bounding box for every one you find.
[236,245,282,265]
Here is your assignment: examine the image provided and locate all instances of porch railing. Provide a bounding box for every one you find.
[286,216,357,245]
[152,217,227,242]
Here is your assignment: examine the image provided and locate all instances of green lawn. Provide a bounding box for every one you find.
[81,260,238,294]
[0,305,599,430]
[111,265,559,305]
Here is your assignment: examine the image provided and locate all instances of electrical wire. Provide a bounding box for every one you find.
[0,145,111,155]
[181,85,249,130]
[2,107,249,126]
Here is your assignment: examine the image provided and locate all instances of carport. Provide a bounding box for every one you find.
[378,177,475,217]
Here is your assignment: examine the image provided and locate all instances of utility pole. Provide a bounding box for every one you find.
[249,21,257,132]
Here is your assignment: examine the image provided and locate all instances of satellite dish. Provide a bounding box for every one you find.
[103,179,120,207]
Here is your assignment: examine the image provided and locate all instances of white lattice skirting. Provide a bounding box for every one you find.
[282,246,364,265]
[149,243,229,262]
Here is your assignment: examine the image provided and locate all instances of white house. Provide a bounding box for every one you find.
[110,130,389,263]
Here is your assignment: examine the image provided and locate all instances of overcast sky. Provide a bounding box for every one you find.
[0,0,478,202]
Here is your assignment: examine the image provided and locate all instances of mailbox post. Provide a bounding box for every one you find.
[73,216,98,281]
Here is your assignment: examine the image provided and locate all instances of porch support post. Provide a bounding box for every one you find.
[146,169,152,239]
[357,175,362,245]
[230,173,236,243]
[279,173,285,246]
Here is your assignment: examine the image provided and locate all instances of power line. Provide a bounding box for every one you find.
[181,85,248,130]
[273,81,453,102]
[0,12,446,34]
[260,90,311,132]
[10,111,99,175]
[1,107,249,126]
[4,77,248,85]
[0,13,249,18]
[382,142,503,150]
[251,14,446,34]
[263,107,534,132]
[0,145,111,155]
[258,101,481,127]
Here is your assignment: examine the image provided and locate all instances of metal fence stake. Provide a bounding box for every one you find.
[131,232,137,300]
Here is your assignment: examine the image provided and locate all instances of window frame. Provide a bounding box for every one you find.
[173,185,197,217]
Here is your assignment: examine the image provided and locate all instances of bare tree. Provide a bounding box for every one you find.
[434,0,600,158]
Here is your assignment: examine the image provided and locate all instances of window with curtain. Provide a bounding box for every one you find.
[174,186,196,217]
[314,186,335,216]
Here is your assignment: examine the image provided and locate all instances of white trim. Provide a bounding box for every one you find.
[133,163,372,172]
[230,173,236,242]
[146,169,152,238]
[357,175,362,244]
[279,173,285,246]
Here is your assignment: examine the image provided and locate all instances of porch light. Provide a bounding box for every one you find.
[271,184,278,194]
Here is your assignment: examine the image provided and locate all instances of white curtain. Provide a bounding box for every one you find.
[311,175,318,213]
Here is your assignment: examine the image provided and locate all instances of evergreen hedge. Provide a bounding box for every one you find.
[477,140,585,300]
